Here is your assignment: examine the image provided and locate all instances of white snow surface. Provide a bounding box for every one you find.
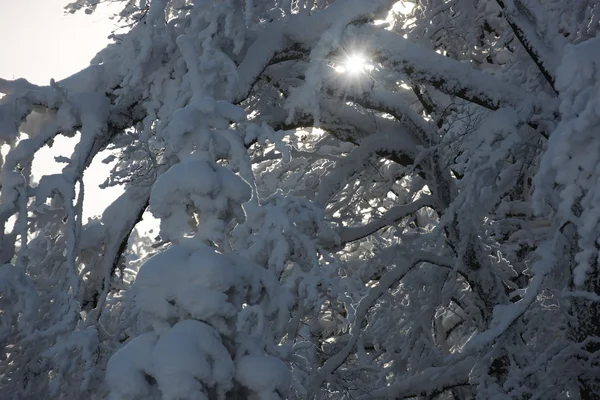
[236,354,292,399]
[106,321,235,400]
[151,320,235,400]
[133,238,288,330]
[149,157,252,242]
[108,239,293,399]
[106,332,158,400]
[534,36,600,286]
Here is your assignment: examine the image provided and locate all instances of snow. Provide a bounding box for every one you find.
[0,77,38,96]
[152,320,234,400]
[315,132,419,207]
[498,0,559,78]
[112,237,292,398]
[338,195,434,245]
[350,24,535,111]
[149,158,251,242]
[133,238,285,332]
[321,67,433,140]
[284,0,398,125]
[233,193,337,274]
[359,356,475,399]
[236,354,292,398]
[19,109,56,139]
[236,24,286,102]
[0,263,39,334]
[56,63,116,94]
[534,36,600,286]
[34,174,74,204]
[464,237,558,351]
[0,86,55,141]
[106,321,234,400]
[215,100,247,123]
[7,0,600,399]
[106,332,158,400]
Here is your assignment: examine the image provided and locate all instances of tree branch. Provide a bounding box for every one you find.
[89,186,151,315]
[265,104,420,169]
[336,195,434,246]
[358,357,475,399]
[322,74,433,143]
[495,0,558,93]
[349,25,535,112]
[309,251,454,397]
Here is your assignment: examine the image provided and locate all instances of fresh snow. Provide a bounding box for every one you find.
[3,1,600,399]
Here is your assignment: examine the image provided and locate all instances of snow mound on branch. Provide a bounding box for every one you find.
[149,158,251,242]
[236,354,292,399]
[106,321,235,400]
[105,332,158,400]
[234,194,339,273]
[133,241,285,333]
[157,100,247,159]
[534,36,600,285]
[152,320,235,400]
[108,240,293,399]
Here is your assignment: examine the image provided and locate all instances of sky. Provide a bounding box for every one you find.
[0,0,125,220]
[0,0,118,84]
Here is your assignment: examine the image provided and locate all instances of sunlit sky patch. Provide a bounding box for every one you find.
[375,1,415,25]
[0,0,124,220]
[335,1,414,75]
[335,53,374,75]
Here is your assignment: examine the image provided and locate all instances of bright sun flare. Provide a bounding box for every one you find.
[335,53,372,75]
[344,54,367,74]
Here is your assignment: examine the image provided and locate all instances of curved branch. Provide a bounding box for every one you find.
[349,25,535,112]
[322,72,433,142]
[235,0,396,104]
[88,186,152,315]
[0,78,38,96]
[337,195,434,246]
[266,104,420,169]
[235,24,287,104]
[308,251,454,397]
[358,356,475,399]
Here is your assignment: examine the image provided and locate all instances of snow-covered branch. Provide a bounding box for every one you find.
[495,0,558,92]
[350,25,535,111]
[235,0,396,103]
[336,195,434,246]
[358,357,475,399]
[309,251,453,395]
[322,73,433,141]
[3,0,598,398]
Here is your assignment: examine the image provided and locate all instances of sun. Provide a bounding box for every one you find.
[335,53,373,75]
[345,54,367,74]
